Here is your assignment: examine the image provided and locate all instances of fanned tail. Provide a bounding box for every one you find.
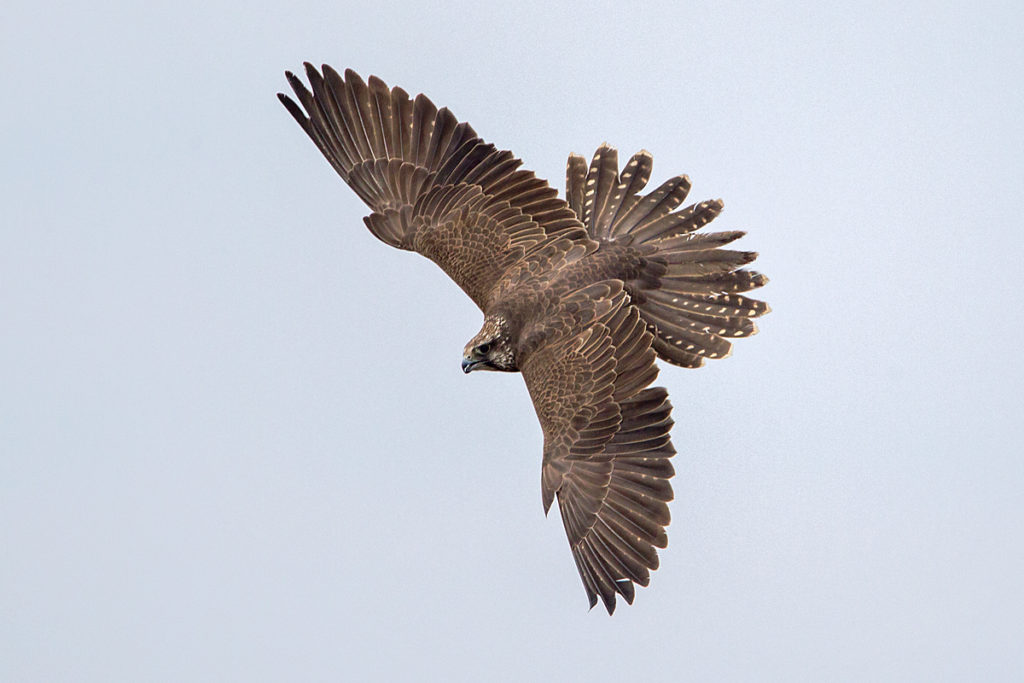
[566,146,769,368]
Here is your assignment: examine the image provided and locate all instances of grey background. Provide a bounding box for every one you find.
[3,1,1022,680]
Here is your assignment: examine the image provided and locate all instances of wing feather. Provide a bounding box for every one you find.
[520,284,674,614]
[280,65,588,309]
[367,75,395,158]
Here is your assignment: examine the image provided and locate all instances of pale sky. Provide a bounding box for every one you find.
[3,1,1023,680]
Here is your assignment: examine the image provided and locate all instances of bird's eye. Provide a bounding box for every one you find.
[477,342,491,355]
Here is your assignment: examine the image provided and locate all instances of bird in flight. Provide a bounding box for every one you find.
[279,65,768,613]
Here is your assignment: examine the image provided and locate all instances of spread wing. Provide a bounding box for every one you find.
[279,65,588,309]
[519,281,675,613]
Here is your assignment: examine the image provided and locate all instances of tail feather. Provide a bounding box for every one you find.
[659,270,769,295]
[642,305,735,359]
[628,198,722,244]
[611,176,692,239]
[654,230,745,253]
[608,151,654,231]
[566,146,769,367]
[647,290,771,318]
[647,298,756,339]
[566,153,588,219]
[645,289,759,337]
[582,144,620,236]
[650,336,705,368]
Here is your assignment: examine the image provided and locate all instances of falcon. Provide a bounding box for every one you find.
[279,65,769,613]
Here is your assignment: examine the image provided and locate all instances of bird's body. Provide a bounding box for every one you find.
[280,65,768,613]
[464,240,646,372]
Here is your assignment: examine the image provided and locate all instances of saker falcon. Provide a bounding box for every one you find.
[279,65,769,613]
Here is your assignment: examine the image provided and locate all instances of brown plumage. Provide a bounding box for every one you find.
[279,65,769,613]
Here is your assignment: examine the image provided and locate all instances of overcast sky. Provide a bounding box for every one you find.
[3,1,1022,680]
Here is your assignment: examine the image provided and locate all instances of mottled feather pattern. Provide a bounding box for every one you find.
[280,66,767,614]
[518,284,674,612]
[411,184,550,308]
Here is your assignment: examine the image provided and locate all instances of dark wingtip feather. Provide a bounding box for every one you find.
[604,599,616,615]
[321,63,344,82]
[617,578,636,605]
[284,69,306,93]
[278,93,311,131]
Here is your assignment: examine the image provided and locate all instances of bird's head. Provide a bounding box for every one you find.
[462,316,516,373]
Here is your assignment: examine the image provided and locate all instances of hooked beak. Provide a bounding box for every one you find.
[462,358,484,374]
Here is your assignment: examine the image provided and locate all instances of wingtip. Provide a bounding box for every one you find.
[602,596,617,615]
[616,577,635,605]
[321,63,343,82]
[343,67,367,88]
[284,69,302,88]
